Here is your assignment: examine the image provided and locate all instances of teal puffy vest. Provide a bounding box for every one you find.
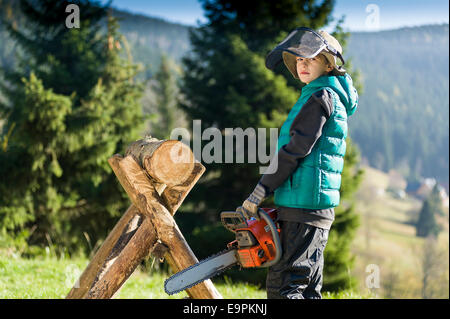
[274,74,358,209]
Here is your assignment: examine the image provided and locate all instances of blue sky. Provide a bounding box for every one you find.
[107,0,449,31]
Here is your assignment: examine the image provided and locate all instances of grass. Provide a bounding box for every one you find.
[322,290,377,299]
[0,254,367,299]
[350,165,449,298]
[0,254,267,299]
[0,255,88,299]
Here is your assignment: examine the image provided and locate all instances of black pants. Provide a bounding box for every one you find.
[266,221,329,299]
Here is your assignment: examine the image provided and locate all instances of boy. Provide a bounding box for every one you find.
[236,28,358,299]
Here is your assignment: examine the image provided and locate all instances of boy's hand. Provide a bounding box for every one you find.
[236,183,267,220]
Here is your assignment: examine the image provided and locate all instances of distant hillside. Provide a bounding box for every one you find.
[0,1,192,77]
[351,164,448,298]
[110,8,192,77]
[346,24,449,188]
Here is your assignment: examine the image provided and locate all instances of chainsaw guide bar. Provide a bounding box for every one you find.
[164,249,239,295]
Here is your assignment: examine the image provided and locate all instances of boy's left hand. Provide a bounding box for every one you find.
[236,183,267,220]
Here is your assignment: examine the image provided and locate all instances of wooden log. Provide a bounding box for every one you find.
[66,204,141,298]
[125,137,195,187]
[110,154,222,299]
[161,162,205,215]
[87,213,145,296]
[125,137,204,215]
[67,142,212,299]
[86,215,158,299]
[66,150,205,299]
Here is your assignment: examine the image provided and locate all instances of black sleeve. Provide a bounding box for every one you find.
[259,89,334,195]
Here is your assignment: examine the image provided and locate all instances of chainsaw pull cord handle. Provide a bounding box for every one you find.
[257,208,282,268]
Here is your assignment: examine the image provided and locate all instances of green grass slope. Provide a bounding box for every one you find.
[350,165,449,298]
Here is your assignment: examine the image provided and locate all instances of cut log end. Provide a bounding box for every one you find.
[126,139,195,186]
[145,140,194,186]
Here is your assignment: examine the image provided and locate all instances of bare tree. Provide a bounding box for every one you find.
[420,236,449,298]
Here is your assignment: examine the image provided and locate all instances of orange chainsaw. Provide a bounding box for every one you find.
[164,208,281,295]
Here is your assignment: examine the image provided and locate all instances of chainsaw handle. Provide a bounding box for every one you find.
[257,208,282,268]
[221,211,248,232]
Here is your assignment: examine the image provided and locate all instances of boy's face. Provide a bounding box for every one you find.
[296,54,333,84]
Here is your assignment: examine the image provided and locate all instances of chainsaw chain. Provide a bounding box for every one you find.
[164,248,238,295]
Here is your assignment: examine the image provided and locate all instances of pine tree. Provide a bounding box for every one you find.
[0,0,144,255]
[143,54,180,139]
[416,184,442,238]
[179,0,364,291]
